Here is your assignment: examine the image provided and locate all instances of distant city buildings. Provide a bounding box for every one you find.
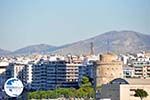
[121,52,150,79]
[0,54,97,91]
[0,51,150,99]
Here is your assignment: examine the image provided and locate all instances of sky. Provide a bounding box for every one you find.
[0,0,150,51]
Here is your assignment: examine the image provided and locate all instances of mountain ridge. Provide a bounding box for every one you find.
[52,30,150,55]
[0,30,150,56]
[0,48,11,55]
[11,44,57,55]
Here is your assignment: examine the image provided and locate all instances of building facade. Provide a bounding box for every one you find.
[95,53,123,87]
[131,61,150,78]
[31,59,84,90]
[99,78,150,100]
[0,62,9,100]
[6,63,28,86]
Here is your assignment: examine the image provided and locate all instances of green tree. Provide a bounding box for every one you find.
[78,76,95,99]
[81,76,92,87]
[134,89,148,100]
[28,76,95,99]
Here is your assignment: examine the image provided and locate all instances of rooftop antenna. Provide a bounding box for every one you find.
[90,42,94,55]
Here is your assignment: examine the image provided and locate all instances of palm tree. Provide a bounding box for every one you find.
[134,89,148,100]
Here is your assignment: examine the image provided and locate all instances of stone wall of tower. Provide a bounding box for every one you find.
[96,53,123,86]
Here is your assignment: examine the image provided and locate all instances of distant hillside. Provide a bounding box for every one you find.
[0,48,11,55]
[0,30,150,56]
[12,44,57,55]
[52,31,150,55]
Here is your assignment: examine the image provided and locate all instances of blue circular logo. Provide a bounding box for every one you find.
[4,78,24,97]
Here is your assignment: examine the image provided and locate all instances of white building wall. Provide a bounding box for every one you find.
[27,64,32,84]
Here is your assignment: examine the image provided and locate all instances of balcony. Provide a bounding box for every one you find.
[134,73,143,75]
[147,71,150,74]
[135,68,142,70]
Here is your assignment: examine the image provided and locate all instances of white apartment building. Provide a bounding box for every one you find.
[130,58,150,78]
[121,52,150,79]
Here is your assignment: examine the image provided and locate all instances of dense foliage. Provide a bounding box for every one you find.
[28,76,95,99]
[134,89,148,100]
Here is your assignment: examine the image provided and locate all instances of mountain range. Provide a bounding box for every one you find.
[0,30,150,56]
[12,44,58,55]
[0,48,11,55]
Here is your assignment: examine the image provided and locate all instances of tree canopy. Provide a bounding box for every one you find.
[134,89,148,100]
[28,76,95,99]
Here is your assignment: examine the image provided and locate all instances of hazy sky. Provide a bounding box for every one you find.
[0,0,150,51]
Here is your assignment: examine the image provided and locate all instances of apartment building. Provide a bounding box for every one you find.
[120,52,150,79]
[0,62,8,84]
[0,54,96,91]
[0,61,9,100]
[6,63,28,85]
[31,58,84,90]
[123,67,134,78]
[130,59,150,78]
